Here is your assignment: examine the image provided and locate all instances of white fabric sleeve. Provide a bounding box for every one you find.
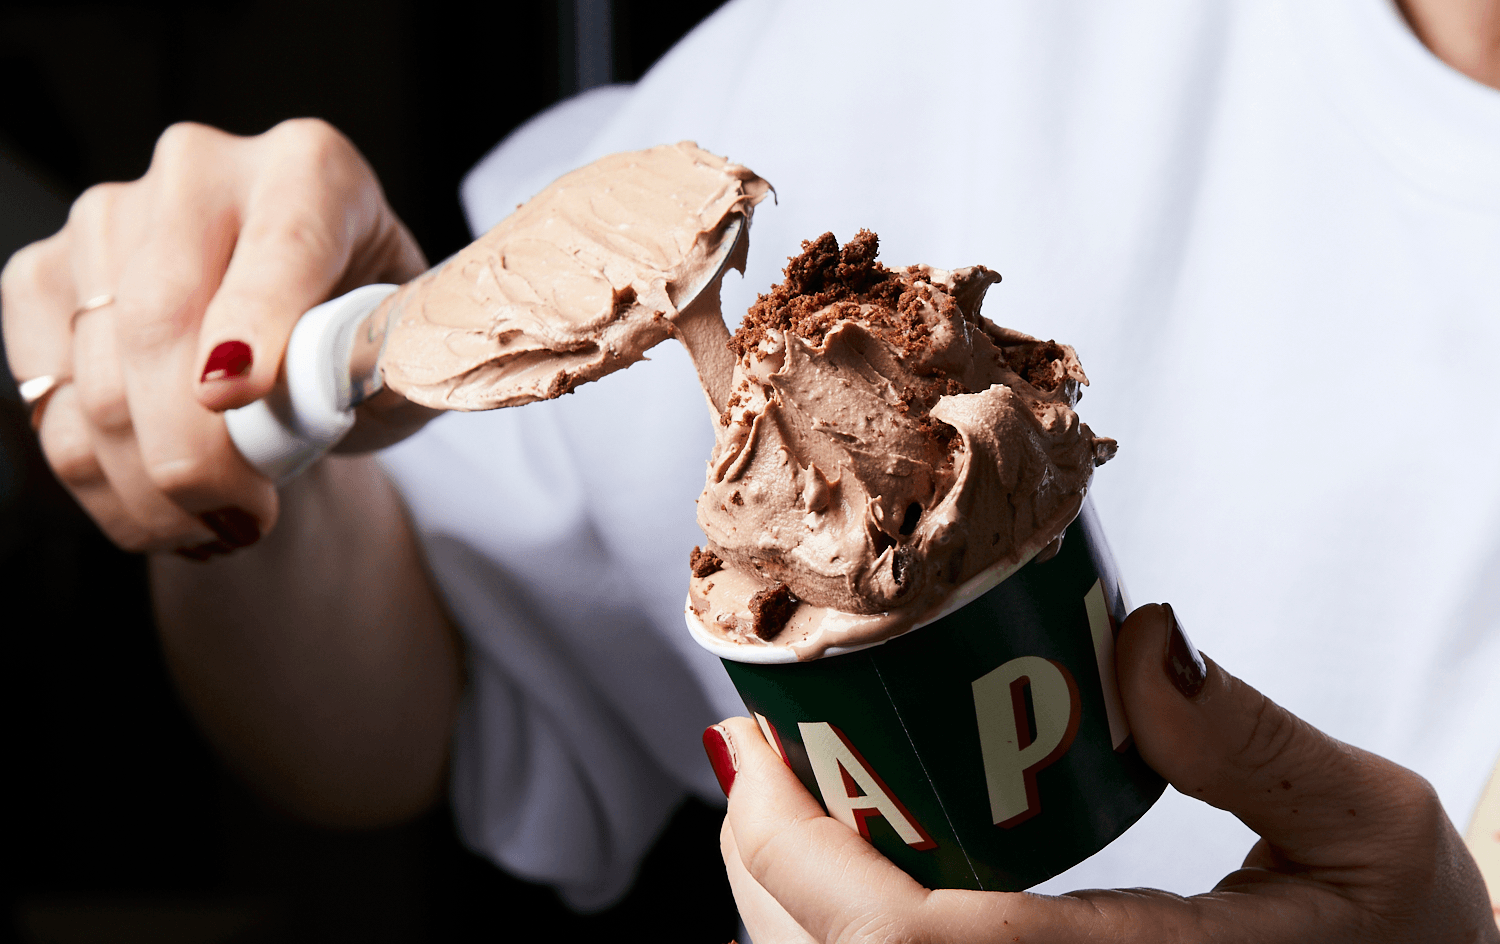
[431,535,681,910]
[460,84,636,236]
[381,402,697,910]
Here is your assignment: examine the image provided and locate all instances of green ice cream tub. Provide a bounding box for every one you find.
[687,500,1165,891]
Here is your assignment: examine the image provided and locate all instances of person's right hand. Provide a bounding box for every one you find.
[1,119,427,559]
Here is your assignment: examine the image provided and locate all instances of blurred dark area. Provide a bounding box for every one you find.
[0,1,732,941]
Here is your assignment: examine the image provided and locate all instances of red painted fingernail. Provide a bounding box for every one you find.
[201,341,253,382]
[199,507,261,548]
[703,725,739,797]
[174,540,233,562]
[1163,603,1207,699]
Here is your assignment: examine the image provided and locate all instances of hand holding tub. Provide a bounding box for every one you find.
[711,604,1499,943]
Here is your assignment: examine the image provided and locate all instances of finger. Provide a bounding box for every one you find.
[62,169,251,547]
[1116,604,1496,935]
[718,716,938,942]
[193,119,426,412]
[70,303,215,551]
[2,188,211,554]
[1,232,75,381]
[1116,605,1444,882]
[34,383,183,551]
[104,128,276,525]
[67,180,141,437]
[720,816,819,944]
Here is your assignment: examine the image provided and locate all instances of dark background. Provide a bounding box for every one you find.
[0,1,733,941]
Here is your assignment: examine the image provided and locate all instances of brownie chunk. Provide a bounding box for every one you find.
[690,546,724,578]
[747,584,798,640]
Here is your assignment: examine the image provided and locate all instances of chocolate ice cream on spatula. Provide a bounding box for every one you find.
[224,142,771,480]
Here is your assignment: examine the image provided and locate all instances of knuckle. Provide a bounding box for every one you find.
[837,915,911,944]
[256,209,343,263]
[74,379,132,433]
[67,182,127,231]
[267,117,355,169]
[150,121,226,171]
[1,239,44,289]
[1231,690,1301,778]
[144,452,217,500]
[44,434,104,487]
[265,118,374,207]
[1384,769,1443,824]
[114,284,201,357]
[0,236,58,303]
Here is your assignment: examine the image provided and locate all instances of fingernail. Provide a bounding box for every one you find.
[703,724,739,797]
[1163,603,1207,699]
[199,507,261,548]
[174,540,233,562]
[201,341,253,382]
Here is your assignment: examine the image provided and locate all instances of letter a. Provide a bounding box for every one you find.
[972,656,1081,828]
[798,722,936,850]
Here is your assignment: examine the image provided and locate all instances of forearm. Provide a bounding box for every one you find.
[150,453,462,827]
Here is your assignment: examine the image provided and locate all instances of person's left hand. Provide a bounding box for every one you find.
[709,604,1498,943]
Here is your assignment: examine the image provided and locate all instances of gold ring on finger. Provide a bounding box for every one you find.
[71,293,115,328]
[18,374,71,431]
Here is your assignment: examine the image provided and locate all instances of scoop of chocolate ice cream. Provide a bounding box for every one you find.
[691,231,1115,652]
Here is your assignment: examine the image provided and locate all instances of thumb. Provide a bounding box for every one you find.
[1117,604,1450,890]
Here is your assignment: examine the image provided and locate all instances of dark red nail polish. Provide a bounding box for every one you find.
[175,540,232,562]
[200,507,261,548]
[1163,603,1207,699]
[703,725,738,797]
[201,341,253,382]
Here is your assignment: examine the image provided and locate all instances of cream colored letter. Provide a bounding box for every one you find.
[972,656,1080,827]
[798,722,934,849]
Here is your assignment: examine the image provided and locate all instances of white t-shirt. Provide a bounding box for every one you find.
[379,0,1500,910]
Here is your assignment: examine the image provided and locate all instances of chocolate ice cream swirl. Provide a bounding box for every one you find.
[691,231,1115,656]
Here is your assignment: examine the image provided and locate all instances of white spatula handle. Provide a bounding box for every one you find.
[223,283,398,484]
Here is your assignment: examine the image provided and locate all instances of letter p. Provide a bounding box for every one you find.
[972,656,1081,828]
